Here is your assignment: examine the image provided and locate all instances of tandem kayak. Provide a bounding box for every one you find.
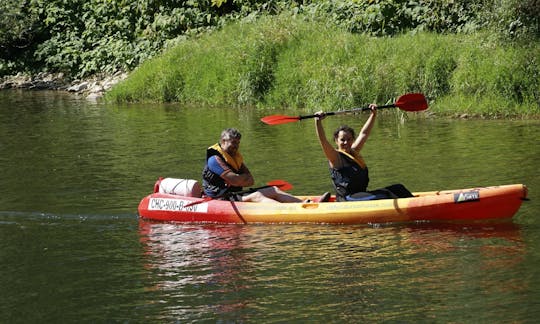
[137,178,528,225]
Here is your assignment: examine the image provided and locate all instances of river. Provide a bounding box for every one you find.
[1,90,539,322]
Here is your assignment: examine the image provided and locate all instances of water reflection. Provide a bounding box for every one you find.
[139,221,251,318]
[138,220,527,321]
[404,221,524,242]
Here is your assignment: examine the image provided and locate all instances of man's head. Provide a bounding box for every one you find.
[220,128,242,155]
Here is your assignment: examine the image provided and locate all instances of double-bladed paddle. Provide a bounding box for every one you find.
[261,93,428,125]
[183,179,293,207]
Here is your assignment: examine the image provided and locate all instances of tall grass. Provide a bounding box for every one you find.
[106,14,540,117]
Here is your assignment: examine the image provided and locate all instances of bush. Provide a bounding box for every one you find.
[1,0,539,81]
[107,17,540,117]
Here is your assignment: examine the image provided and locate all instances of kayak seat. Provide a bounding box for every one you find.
[346,184,414,201]
[346,192,386,201]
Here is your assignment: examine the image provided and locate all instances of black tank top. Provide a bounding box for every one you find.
[330,152,369,201]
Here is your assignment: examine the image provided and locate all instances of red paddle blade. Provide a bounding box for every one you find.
[395,93,428,111]
[260,115,301,125]
[267,179,293,191]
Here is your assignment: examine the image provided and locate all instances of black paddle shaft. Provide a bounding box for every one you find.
[298,103,396,120]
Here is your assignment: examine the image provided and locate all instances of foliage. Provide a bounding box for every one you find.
[0,0,42,74]
[476,0,539,40]
[106,16,540,117]
[107,14,294,105]
[26,0,227,77]
[302,0,536,37]
[306,0,484,36]
[1,0,539,79]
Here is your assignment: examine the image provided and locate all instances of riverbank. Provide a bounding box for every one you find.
[0,72,127,100]
[106,15,539,118]
[2,18,539,119]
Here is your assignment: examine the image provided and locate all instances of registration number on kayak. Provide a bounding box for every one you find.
[454,190,480,203]
[148,198,208,213]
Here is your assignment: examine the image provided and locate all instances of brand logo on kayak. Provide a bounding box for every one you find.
[148,198,208,212]
[454,190,480,203]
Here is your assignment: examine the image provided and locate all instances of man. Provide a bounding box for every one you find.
[202,128,309,203]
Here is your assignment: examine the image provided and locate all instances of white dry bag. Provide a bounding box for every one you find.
[155,178,202,197]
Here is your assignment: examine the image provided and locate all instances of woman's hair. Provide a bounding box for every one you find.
[221,128,242,141]
[333,125,355,140]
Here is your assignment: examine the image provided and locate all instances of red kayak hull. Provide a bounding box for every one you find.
[138,184,528,225]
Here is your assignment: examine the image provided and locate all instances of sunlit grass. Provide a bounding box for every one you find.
[106,14,540,118]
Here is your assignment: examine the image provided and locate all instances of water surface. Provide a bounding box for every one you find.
[1,90,539,322]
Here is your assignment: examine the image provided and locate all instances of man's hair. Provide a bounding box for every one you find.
[221,128,242,141]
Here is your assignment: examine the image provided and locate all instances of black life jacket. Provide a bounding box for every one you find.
[202,144,243,198]
[330,151,369,201]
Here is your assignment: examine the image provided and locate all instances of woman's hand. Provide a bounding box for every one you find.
[314,110,327,121]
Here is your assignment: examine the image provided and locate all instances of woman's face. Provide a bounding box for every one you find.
[335,130,353,151]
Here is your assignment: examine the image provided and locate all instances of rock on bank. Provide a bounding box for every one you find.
[0,72,127,100]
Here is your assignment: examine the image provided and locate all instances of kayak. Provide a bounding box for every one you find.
[137,178,528,225]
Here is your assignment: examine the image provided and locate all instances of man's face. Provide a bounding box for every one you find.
[220,137,241,155]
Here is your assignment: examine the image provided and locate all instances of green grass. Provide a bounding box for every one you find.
[106,14,540,118]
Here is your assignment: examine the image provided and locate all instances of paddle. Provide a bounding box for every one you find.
[261,93,428,125]
[183,179,293,207]
[236,179,293,194]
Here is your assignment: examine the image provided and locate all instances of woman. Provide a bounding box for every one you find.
[314,105,412,201]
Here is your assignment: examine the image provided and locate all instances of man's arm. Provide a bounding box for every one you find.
[208,156,254,187]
